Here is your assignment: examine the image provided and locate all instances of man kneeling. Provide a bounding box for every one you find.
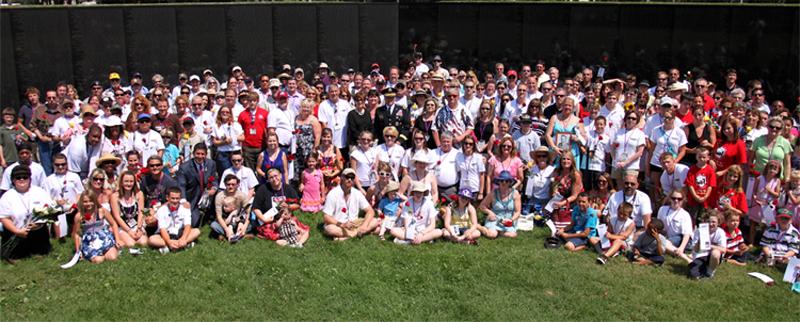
[148,187,201,254]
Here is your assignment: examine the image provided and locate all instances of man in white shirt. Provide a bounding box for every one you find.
[64,125,103,179]
[171,73,189,100]
[43,153,84,210]
[268,91,295,150]
[218,151,258,197]
[188,96,214,143]
[50,100,81,149]
[322,169,378,241]
[461,80,483,121]
[433,133,461,196]
[147,187,200,254]
[412,52,429,78]
[606,175,652,236]
[317,84,353,150]
[0,143,46,193]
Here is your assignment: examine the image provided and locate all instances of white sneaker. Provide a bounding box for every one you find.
[394,239,410,245]
[129,248,143,256]
[158,247,170,255]
[186,242,196,249]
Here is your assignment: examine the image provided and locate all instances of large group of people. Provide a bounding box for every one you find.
[1,56,798,281]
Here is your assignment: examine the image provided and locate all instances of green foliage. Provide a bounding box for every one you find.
[0,212,795,320]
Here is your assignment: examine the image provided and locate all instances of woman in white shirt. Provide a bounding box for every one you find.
[0,165,55,262]
[646,110,687,194]
[610,111,646,190]
[372,126,405,180]
[390,181,442,244]
[349,130,378,195]
[211,105,244,173]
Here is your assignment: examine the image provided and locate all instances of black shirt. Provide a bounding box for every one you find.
[346,109,373,147]
[140,174,178,207]
[253,183,299,213]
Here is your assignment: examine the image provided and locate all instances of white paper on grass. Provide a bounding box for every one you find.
[597,224,610,248]
[747,272,775,285]
[783,257,800,283]
[545,219,557,238]
[698,223,711,251]
[60,252,80,269]
[57,214,68,238]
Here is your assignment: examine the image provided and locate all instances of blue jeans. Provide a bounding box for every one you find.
[667,234,685,249]
[38,141,55,175]
[215,150,235,175]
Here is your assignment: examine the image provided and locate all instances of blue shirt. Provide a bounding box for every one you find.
[378,196,403,218]
[570,206,598,238]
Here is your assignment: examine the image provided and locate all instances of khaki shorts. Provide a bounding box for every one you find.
[611,167,639,181]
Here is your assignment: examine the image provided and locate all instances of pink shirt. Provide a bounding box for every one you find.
[488,155,523,180]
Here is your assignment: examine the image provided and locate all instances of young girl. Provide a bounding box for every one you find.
[72,190,121,264]
[318,128,343,191]
[375,181,407,240]
[110,171,148,248]
[781,170,800,229]
[711,165,748,216]
[582,115,610,190]
[442,189,481,244]
[627,218,669,266]
[596,202,635,265]
[367,162,393,207]
[748,160,782,245]
[274,204,309,248]
[721,210,750,266]
[299,152,325,213]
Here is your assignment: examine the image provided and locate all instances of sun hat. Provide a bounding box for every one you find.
[342,168,356,177]
[95,153,121,167]
[412,152,430,164]
[385,181,400,193]
[411,181,428,193]
[493,170,517,185]
[458,189,474,200]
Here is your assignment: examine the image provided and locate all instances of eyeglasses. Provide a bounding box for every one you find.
[769,125,782,130]
[148,163,163,168]
[12,176,30,181]
[54,163,67,167]
[542,88,553,92]
[497,87,506,90]
[192,103,203,107]
[501,99,510,103]
[624,182,636,187]
[480,108,491,111]
[134,102,144,106]
[232,159,243,163]
[114,93,124,97]
[92,177,105,182]
[671,197,683,201]
[665,117,675,121]
[378,172,391,177]
[463,142,474,146]
[555,94,565,98]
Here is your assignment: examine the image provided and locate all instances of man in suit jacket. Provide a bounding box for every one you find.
[177,142,218,227]
[373,87,412,147]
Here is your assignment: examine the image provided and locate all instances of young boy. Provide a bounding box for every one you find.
[556,193,600,252]
[759,208,799,266]
[597,202,636,265]
[376,181,407,240]
[628,218,669,266]
[685,146,717,224]
[688,210,727,279]
[721,210,750,266]
[148,187,201,254]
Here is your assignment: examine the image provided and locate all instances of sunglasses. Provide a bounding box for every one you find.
[671,197,683,201]
[92,177,105,182]
[343,175,356,180]
[624,182,636,187]
[414,137,425,141]
[497,179,512,184]
[54,163,67,167]
[384,135,396,139]
[769,125,782,130]
[463,142,474,146]
[148,163,163,168]
[378,172,391,177]
[501,145,513,149]
[12,176,30,181]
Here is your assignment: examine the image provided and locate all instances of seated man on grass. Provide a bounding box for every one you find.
[759,208,799,266]
[322,169,379,241]
[556,193,600,252]
[148,187,200,254]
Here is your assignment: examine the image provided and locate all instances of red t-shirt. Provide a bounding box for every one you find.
[685,163,717,207]
[713,139,747,172]
[676,108,694,125]
[702,93,715,112]
[237,108,269,149]
[711,187,748,214]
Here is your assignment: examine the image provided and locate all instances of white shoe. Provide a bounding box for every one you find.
[186,242,195,249]
[129,248,143,255]
[394,239,410,245]
[158,247,170,255]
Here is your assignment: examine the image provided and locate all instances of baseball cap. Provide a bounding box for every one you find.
[137,113,152,121]
[189,75,201,82]
[294,67,304,75]
[319,62,329,70]
[342,168,356,177]
[269,79,281,88]
[108,72,121,80]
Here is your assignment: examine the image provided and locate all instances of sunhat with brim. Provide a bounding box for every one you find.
[412,152,430,164]
[411,181,428,193]
[493,170,517,185]
[95,153,122,168]
[384,181,400,193]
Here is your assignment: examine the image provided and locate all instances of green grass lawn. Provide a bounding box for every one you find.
[1,212,796,321]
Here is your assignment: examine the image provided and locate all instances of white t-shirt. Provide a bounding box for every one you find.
[129,130,165,163]
[323,186,370,223]
[0,162,46,191]
[0,186,54,229]
[611,127,646,171]
[219,166,259,195]
[610,216,635,245]
[402,148,436,171]
[267,107,295,146]
[690,226,727,259]
[350,147,378,187]
[526,165,555,199]
[317,99,353,148]
[371,143,405,180]
[42,172,84,207]
[403,197,437,236]
[156,204,192,236]
[644,113,685,136]
[585,129,610,172]
[656,206,693,239]
[606,190,653,228]
[512,130,541,163]
[49,115,81,139]
[189,111,215,136]
[461,96,483,121]
[433,148,460,187]
[456,152,485,193]
[659,163,689,197]
[212,122,244,152]
[648,125,688,167]
[600,105,625,134]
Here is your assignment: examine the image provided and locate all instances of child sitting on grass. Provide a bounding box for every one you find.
[721,210,750,266]
[596,202,635,265]
[218,196,248,243]
[556,193,600,252]
[627,218,669,266]
[688,210,727,280]
[375,180,406,240]
[759,208,799,266]
[274,203,309,248]
[441,189,481,244]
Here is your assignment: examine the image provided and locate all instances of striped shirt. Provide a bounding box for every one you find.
[759,224,800,255]
[721,224,744,257]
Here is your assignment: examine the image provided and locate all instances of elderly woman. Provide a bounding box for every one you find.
[478,170,522,239]
[400,152,438,204]
[0,166,54,263]
[294,98,322,180]
[749,116,793,181]
[72,189,122,264]
[391,181,443,244]
[373,126,405,180]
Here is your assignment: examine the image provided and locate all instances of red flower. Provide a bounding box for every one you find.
[169,205,178,212]
[448,194,459,201]
[608,122,614,128]
[150,200,158,207]
[613,142,619,148]
[436,160,441,165]
[598,135,604,141]
[341,207,347,213]
[265,164,271,169]
[84,213,92,221]
[493,139,500,146]
[503,220,513,227]
[208,176,215,185]
[288,154,296,161]
[43,204,49,208]
[379,213,385,219]
[13,126,19,131]
[532,124,539,129]
[405,201,410,206]
[293,129,301,134]
[203,120,208,126]
[141,138,146,143]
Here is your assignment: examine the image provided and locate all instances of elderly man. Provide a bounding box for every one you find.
[317,84,353,151]
[176,143,218,227]
[267,91,294,153]
[322,169,378,241]
[605,174,653,237]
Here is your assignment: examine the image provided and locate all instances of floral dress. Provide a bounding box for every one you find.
[80,211,116,260]
[318,148,341,190]
[294,123,315,180]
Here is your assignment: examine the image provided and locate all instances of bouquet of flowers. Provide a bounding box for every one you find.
[31,204,65,224]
